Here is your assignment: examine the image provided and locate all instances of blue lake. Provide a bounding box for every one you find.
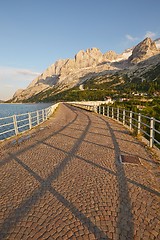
[0,103,53,118]
[0,103,53,140]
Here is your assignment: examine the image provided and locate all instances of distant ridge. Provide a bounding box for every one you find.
[12,37,160,102]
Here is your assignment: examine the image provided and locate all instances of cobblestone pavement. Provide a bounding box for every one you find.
[0,103,160,240]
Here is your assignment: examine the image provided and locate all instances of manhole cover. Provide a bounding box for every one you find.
[119,155,141,165]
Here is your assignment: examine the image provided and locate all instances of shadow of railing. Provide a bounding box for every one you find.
[0,106,109,240]
[1,104,160,240]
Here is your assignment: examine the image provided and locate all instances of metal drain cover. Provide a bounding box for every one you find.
[119,155,141,165]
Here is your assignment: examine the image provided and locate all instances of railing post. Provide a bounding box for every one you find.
[42,110,45,122]
[150,117,154,148]
[107,106,109,117]
[28,113,32,129]
[99,106,101,114]
[112,107,114,119]
[102,106,105,115]
[129,111,132,130]
[37,111,40,125]
[117,108,119,121]
[13,115,18,135]
[123,109,125,125]
[138,113,141,135]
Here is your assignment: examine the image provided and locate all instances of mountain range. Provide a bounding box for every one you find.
[12,37,160,102]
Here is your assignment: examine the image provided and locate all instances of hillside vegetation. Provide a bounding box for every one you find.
[22,61,160,103]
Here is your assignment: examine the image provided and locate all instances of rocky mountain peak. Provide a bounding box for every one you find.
[86,47,102,56]
[86,47,101,54]
[75,48,103,61]
[129,37,159,63]
[12,37,160,102]
[103,50,118,61]
[75,50,86,61]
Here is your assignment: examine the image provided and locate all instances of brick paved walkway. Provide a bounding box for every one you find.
[0,103,160,240]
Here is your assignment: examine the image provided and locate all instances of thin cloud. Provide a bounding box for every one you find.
[16,69,40,77]
[125,34,138,42]
[0,66,40,81]
[0,66,41,100]
[144,31,157,39]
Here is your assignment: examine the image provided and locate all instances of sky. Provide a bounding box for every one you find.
[0,0,160,100]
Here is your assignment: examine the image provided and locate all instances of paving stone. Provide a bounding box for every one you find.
[0,103,159,240]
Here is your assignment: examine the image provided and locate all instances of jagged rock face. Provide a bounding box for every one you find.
[12,37,160,102]
[104,50,118,61]
[13,48,110,102]
[13,89,24,99]
[74,48,103,67]
[129,37,159,63]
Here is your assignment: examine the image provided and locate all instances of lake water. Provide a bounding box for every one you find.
[0,103,52,118]
[0,103,53,140]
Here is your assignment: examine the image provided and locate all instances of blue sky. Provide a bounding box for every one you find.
[0,0,159,100]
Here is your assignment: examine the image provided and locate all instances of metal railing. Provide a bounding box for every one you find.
[71,103,160,149]
[0,103,59,141]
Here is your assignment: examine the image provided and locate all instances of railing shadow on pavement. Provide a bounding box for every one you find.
[0,106,78,168]
[0,106,110,240]
[0,104,159,240]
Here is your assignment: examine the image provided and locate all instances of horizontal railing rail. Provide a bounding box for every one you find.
[71,102,160,149]
[0,103,59,141]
